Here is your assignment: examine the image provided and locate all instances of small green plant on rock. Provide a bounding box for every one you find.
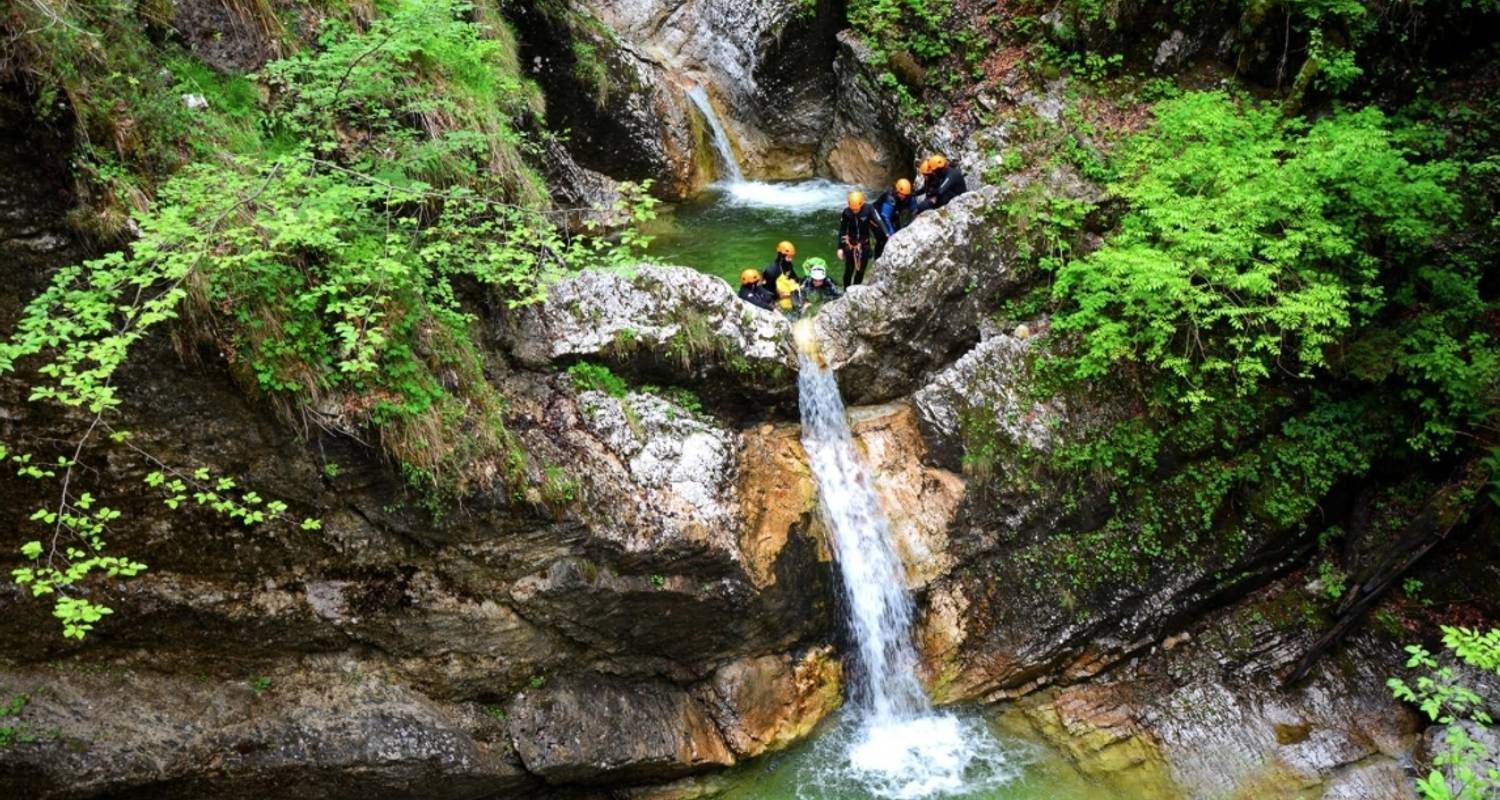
[1389,627,1500,800]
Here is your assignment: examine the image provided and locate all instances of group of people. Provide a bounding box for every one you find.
[737,155,968,314]
[736,242,843,317]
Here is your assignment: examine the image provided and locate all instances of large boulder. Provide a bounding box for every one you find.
[500,264,796,406]
[911,332,1054,473]
[695,648,843,758]
[507,677,735,785]
[0,665,537,800]
[813,186,1021,404]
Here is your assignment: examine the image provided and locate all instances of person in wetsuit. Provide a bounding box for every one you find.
[798,257,842,312]
[917,155,967,213]
[737,268,775,310]
[836,190,881,288]
[871,178,917,259]
[762,240,798,284]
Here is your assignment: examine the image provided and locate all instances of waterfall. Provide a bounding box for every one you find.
[794,326,1016,799]
[686,85,745,183]
[798,356,930,720]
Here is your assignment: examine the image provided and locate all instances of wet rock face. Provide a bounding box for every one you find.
[0,665,538,800]
[507,3,706,198]
[508,677,736,785]
[818,31,915,185]
[1001,604,1422,800]
[696,648,843,758]
[814,186,1022,404]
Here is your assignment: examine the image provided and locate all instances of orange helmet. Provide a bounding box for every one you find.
[929,154,949,171]
[777,240,796,257]
[847,190,865,210]
[918,157,935,175]
[894,178,912,198]
[740,268,761,285]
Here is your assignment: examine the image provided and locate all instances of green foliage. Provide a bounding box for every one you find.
[568,361,630,397]
[1390,627,1500,799]
[248,675,273,695]
[0,692,34,748]
[1051,91,1456,407]
[2,0,659,640]
[978,88,1496,585]
[1316,560,1347,601]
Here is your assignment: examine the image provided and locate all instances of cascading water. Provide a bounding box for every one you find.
[794,324,1019,799]
[686,84,745,183]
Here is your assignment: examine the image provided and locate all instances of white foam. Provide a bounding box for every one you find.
[717,179,854,214]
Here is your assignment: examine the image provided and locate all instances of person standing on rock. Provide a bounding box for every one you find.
[737,268,776,310]
[871,178,917,259]
[837,191,881,288]
[762,240,798,284]
[917,155,968,213]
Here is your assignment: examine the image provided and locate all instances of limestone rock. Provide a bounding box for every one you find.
[813,186,1022,404]
[697,648,843,758]
[737,421,821,588]
[502,264,794,401]
[0,665,534,800]
[911,333,1054,473]
[508,677,735,784]
[818,31,911,185]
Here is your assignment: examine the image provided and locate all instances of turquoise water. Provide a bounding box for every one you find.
[713,709,1143,800]
[646,179,856,285]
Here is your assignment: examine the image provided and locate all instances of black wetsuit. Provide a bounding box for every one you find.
[762,254,797,284]
[918,165,968,212]
[836,205,881,287]
[737,282,775,310]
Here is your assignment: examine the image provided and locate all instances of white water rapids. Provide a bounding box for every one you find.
[795,333,1017,799]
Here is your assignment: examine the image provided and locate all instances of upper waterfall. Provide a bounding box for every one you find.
[686,84,745,183]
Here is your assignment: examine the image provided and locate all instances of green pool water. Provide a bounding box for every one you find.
[709,709,1156,800]
[645,179,857,285]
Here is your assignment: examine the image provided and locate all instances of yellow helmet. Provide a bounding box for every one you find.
[894,178,912,197]
[740,268,761,285]
[777,240,796,257]
[847,190,865,210]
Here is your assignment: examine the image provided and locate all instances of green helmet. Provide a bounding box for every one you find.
[803,256,828,272]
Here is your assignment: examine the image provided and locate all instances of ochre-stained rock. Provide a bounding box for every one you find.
[848,403,964,590]
[508,677,735,785]
[697,647,843,758]
[737,422,821,588]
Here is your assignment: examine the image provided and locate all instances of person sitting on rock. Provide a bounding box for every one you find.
[916,155,968,213]
[871,178,917,259]
[798,258,842,310]
[836,191,881,288]
[737,268,775,310]
[762,240,798,284]
[775,269,803,317]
